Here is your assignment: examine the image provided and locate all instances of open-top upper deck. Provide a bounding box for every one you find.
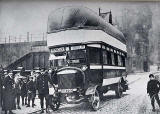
[47,29,126,52]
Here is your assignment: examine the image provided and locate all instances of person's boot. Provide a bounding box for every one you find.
[32,103,35,108]
[25,100,27,105]
[32,99,36,107]
[46,108,49,113]
[152,108,156,112]
[9,110,15,114]
[26,104,30,107]
[17,105,21,109]
[4,110,7,114]
[152,106,156,112]
[22,100,24,106]
[40,109,44,113]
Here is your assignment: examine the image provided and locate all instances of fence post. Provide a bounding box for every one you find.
[43,33,44,41]
[9,36,10,43]
[5,37,6,44]
[27,32,29,42]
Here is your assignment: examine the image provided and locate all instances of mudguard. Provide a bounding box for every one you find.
[85,85,98,95]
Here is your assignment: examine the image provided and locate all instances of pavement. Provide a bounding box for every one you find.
[127,72,149,85]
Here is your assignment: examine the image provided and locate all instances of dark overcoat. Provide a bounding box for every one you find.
[0,72,3,107]
[37,73,53,95]
[2,76,16,110]
[27,80,36,99]
[147,79,160,95]
[20,81,27,97]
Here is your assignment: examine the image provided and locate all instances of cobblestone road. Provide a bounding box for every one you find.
[3,72,159,114]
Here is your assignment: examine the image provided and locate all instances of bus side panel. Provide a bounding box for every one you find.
[102,69,126,92]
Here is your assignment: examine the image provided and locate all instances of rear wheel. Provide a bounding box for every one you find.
[90,89,100,111]
[115,83,123,98]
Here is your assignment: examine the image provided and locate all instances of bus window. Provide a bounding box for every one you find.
[103,51,108,64]
[68,50,86,59]
[118,55,122,66]
[114,53,118,66]
[111,53,115,65]
[89,47,100,64]
[51,59,67,67]
[107,51,112,65]
[49,52,67,67]
[121,56,126,67]
[68,50,86,64]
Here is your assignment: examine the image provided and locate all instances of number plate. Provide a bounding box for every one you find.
[58,89,76,93]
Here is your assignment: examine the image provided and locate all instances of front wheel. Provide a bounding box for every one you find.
[48,95,60,111]
[90,89,100,111]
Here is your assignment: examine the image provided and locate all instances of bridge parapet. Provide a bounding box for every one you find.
[0,41,48,68]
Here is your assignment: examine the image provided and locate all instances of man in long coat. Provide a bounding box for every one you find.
[26,76,36,107]
[37,69,54,113]
[2,72,16,114]
[20,78,28,106]
[0,66,4,112]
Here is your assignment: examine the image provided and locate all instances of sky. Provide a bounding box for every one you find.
[0,0,159,41]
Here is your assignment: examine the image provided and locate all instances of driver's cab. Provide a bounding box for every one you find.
[48,45,87,90]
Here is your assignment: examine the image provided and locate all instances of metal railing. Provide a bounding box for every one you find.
[0,32,47,44]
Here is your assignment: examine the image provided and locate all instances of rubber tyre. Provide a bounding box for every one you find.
[48,95,60,111]
[90,89,100,111]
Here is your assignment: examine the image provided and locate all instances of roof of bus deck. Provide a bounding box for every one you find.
[47,6,126,44]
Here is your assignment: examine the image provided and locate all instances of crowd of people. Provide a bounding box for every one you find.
[0,67,56,114]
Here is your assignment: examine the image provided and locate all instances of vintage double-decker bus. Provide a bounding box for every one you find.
[47,6,128,111]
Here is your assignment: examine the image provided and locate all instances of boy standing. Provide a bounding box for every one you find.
[147,74,160,112]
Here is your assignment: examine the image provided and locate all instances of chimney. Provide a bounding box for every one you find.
[109,11,112,25]
[99,8,113,25]
[99,8,101,16]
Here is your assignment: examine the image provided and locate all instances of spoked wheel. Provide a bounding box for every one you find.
[90,89,100,111]
[48,95,60,111]
[115,83,123,98]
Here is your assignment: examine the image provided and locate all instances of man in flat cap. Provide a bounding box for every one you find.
[147,74,160,112]
[26,76,36,108]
